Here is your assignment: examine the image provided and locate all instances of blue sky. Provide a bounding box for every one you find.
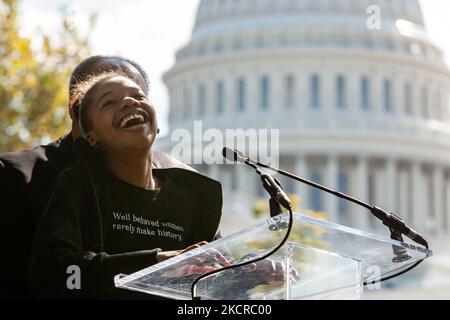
[19,0,450,134]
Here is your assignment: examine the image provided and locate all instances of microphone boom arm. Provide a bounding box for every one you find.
[222,147,430,286]
[227,148,428,250]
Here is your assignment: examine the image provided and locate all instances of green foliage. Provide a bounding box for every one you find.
[0,0,94,152]
[250,194,328,251]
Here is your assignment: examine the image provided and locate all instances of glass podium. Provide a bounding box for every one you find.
[115,212,432,300]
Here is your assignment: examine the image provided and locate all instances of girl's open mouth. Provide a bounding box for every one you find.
[118,109,150,129]
[120,113,145,128]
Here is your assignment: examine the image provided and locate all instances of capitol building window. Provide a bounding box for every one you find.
[216,80,225,114]
[310,74,321,109]
[237,77,246,112]
[259,75,271,110]
[338,170,349,218]
[336,74,347,109]
[197,84,206,117]
[183,87,192,120]
[421,86,429,118]
[173,73,450,121]
[383,79,393,112]
[360,76,371,111]
[404,82,413,115]
[284,74,295,109]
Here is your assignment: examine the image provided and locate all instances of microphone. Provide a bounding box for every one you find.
[371,207,428,248]
[260,174,292,211]
[191,148,294,300]
[221,148,428,250]
[222,147,247,164]
[222,147,291,211]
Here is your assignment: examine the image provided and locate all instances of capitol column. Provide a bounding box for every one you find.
[167,87,174,124]
[192,80,199,120]
[398,167,410,221]
[432,165,445,234]
[372,73,383,114]
[225,74,236,115]
[168,85,178,125]
[296,70,308,111]
[444,86,450,122]
[411,81,421,118]
[294,155,309,211]
[426,83,434,119]
[296,71,307,111]
[237,163,250,198]
[411,162,426,229]
[205,79,213,117]
[393,75,403,115]
[325,155,338,223]
[176,85,184,124]
[272,72,283,111]
[323,71,334,112]
[248,72,258,113]
[348,71,358,112]
[386,158,398,213]
[353,157,369,230]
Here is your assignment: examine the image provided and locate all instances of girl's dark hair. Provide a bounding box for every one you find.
[69,55,150,120]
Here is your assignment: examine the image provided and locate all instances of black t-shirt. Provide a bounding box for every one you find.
[104,169,197,255]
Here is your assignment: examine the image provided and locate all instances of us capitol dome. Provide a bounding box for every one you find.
[160,0,450,236]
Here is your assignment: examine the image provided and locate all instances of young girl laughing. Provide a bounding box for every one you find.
[29,72,222,299]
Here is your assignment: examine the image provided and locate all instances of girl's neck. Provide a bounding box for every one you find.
[105,149,157,190]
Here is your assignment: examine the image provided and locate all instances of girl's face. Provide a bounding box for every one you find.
[86,76,158,156]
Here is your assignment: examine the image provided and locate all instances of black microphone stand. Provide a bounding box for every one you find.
[227,148,430,285]
[190,156,295,299]
[238,150,428,246]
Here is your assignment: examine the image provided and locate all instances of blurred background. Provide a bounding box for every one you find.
[1,0,450,299]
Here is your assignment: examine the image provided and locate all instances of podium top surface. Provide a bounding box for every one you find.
[115,212,432,299]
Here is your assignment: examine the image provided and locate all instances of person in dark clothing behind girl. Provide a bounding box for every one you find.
[28,71,222,299]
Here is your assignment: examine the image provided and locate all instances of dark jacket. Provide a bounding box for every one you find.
[0,135,220,299]
[27,139,222,299]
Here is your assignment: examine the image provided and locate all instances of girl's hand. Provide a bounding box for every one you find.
[156,241,208,263]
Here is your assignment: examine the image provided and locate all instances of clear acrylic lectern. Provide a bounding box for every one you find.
[115,212,432,300]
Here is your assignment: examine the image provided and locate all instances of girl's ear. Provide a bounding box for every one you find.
[86,133,99,149]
